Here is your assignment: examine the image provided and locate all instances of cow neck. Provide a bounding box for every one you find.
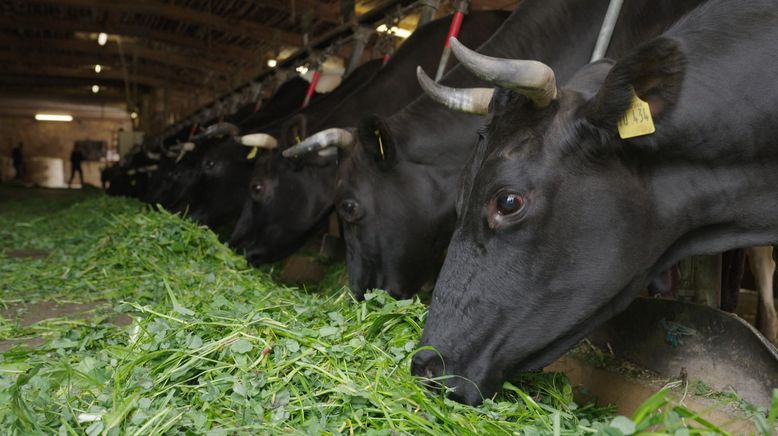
[632,0,778,276]
[393,0,709,165]
[392,0,613,165]
[238,60,384,143]
[645,160,778,288]
[316,11,508,130]
[240,77,311,127]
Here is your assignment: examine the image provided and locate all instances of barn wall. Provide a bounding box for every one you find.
[0,116,131,186]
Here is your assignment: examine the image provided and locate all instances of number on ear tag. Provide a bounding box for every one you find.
[618,93,655,139]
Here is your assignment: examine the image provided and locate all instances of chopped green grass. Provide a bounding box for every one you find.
[0,187,751,434]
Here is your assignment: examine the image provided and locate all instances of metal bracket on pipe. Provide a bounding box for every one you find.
[345,26,373,76]
[417,0,440,27]
[590,0,624,62]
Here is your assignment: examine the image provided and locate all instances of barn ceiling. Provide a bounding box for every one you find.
[0,0,513,133]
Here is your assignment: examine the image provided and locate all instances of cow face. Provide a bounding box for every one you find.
[185,139,255,230]
[148,141,210,211]
[229,150,336,265]
[413,38,687,404]
[336,115,461,300]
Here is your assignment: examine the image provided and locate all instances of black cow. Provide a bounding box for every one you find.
[146,125,236,211]
[171,59,386,232]
[288,0,706,299]
[145,73,325,214]
[236,76,322,129]
[230,11,509,265]
[412,0,778,405]
[104,148,160,199]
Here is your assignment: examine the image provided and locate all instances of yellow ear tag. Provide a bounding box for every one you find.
[375,129,385,160]
[295,136,301,144]
[618,93,655,139]
[246,147,258,160]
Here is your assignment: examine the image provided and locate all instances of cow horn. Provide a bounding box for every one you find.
[175,142,196,163]
[202,122,239,138]
[239,133,278,149]
[159,142,179,158]
[282,128,354,158]
[449,37,557,108]
[145,151,161,161]
[416,67,494,115]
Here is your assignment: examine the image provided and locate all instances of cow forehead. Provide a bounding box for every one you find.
[485,90,587,162]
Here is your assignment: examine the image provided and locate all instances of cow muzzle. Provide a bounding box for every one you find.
[411,349,492,406]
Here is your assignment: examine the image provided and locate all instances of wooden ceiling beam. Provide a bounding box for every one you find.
[0,16,261,61]
[0,85,128,103]
[261,0,343,24]
[0,63,200,91]
[0,36,235,75]
[0,50,224,89]
[23,0,307,46]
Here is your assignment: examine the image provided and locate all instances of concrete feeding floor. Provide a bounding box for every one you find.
[0,300,132,352]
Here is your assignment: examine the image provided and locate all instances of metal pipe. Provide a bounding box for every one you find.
[434,0,468,81]
[590,0,624,62]
[301,68,322,108]
[164,0,417,138]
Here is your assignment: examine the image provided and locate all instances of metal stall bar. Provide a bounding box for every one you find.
[434,0,469,81]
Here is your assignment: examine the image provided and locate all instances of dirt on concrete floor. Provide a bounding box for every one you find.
[0,300,132,352]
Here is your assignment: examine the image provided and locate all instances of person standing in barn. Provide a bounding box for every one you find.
[12,141,24,181]
[68,144,85,188]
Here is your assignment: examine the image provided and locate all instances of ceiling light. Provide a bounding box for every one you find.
[98,32,108,46]
[267,59,277,68]
[296,65,308,75]
[376,24,411,39]
[130,111,138,119]
[91,85,100,94]
[35,114,73,122]
[94,64,102,73]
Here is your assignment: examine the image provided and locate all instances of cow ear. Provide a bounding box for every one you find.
[357,115,397,169]
[282,114,307,150]
[586,38,686,131]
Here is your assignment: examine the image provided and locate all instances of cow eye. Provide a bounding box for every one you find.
[487,191,525,229]
[250,182,263,200]
[338,199,363,223]
[495,192,524,215]
[204,160,215,170]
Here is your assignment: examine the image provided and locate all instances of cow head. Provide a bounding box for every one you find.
[229,142,337,266]
[149,139,211,212]
[183,139,254,229]
[413,37,689,404]
[333,114,466,300]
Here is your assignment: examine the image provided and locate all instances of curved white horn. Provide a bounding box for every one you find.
[175,142,196,163]
[449,37,557,108]
[137,164,159,173]
[201,122,239,138]
[159,142,179,158]
[145,151,161,161]
[239,133,278,149]
[282,128,354,158]
[417,67,494,115]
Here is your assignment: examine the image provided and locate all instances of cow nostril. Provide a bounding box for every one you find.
[411,349,445,385]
